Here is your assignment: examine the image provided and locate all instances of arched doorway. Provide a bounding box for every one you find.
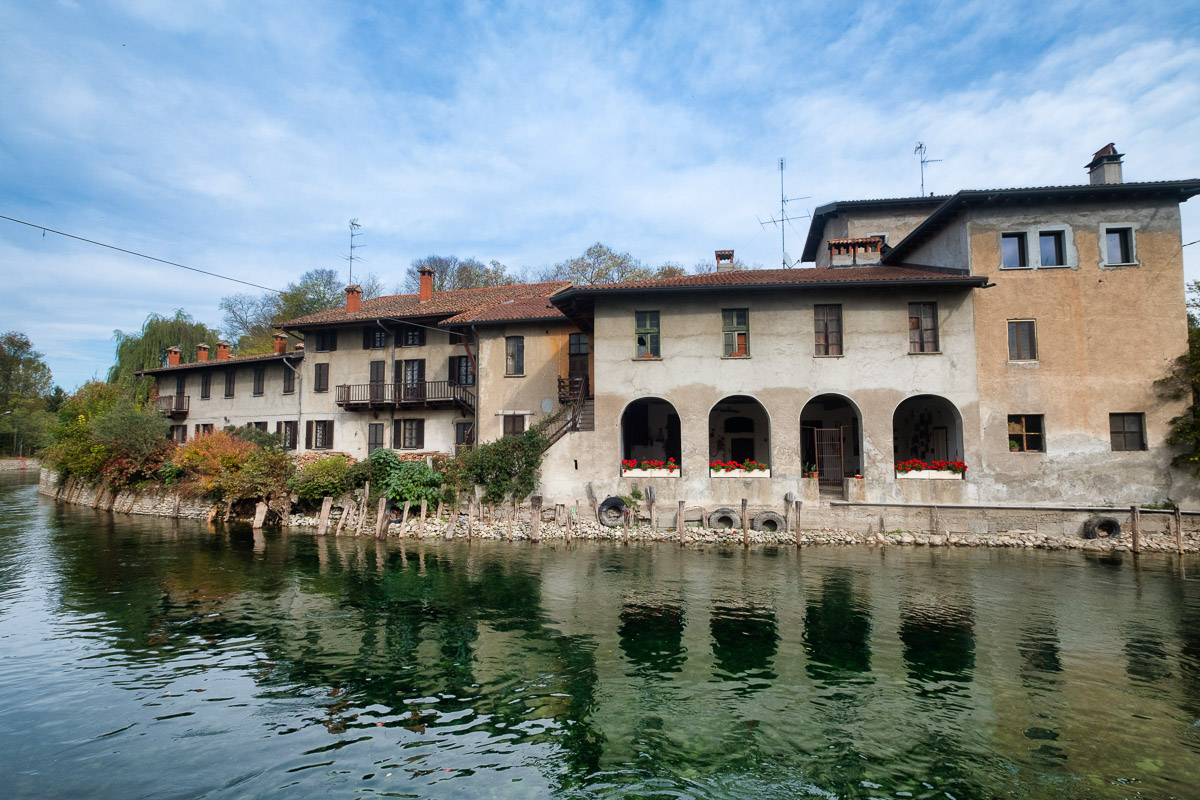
[621,398,681,464]
[709,395,770,466]
[800,394,862,486]
[892,395,964,463]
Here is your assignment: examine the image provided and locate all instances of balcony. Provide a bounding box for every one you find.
[153,394,189,419]
[335,381,475,414]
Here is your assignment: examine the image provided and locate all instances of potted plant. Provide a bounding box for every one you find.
[1009,438,1020,452]
[802,462,819,479]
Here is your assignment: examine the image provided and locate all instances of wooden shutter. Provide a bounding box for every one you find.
[328,330,337,351]
[393,423,403,449]
[327,420,334,449]
[305,420,313,449]
[414,419,424,448]
[448,356,457,386]
[363,327,373,349]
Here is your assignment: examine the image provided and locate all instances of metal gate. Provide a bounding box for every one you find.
[813,427,844,488]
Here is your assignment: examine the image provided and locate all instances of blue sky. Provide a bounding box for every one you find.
[3,0,1200,389]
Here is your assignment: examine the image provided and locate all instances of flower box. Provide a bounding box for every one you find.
[710,468,772,478]
[896,469,962,480]
[621,468,679,478]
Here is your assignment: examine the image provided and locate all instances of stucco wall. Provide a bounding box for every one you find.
[475,321,583,441]
[814,206,942,268]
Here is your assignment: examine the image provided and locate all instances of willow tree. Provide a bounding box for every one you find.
[108,310,223,399]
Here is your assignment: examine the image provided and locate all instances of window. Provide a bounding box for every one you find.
[253,366,265,396]
[722,309,749,357]
[195,423,214,437]
[636,311,660,358]
[170,424,187,443]
[1008,415,1044,452]
[254,421,268,431]
[282,365,295,394]
[448,331,464,345]
[1105,227,1134,265]
[277,420,298,450]
[307,419,335,450]
[814,304,843,356]
[175,375,186,395]
[506,336,524,375]
[367,422,384,453]
[1110,413,1146,451]
[200,373,211,400]
[314,330,338,352]
[1039,231,1065,267]
[401,324,426,347]
[908,303,939,353]
[1008,320,1037,361]
[224,370,236,398]
[503,414,525,436]
[363,326,387,349]
[313,363,329,392]
[1001,233,1028,268]
[455,422,474,447]
[448,355,475,386]
[396,419,424,449]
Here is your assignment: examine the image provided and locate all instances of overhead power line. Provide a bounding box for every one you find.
[0,214,284,293]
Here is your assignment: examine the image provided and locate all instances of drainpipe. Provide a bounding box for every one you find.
[280,336,303,450]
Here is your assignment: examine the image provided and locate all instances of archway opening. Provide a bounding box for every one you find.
[800,394,862,487]
[709,395,770,466]
[621,398,681,465]
[892,395,964,464]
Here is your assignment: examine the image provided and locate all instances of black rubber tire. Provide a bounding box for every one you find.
[1082,516,1122,539]
[753,511,786,533]
[708,507,740,530]
[597,496,627,528]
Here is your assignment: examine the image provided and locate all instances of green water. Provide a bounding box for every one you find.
[2,472,1199,799]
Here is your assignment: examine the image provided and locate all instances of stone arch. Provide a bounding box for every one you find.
[620,397,682,465]
[800,393,863,484]
[709,395,771,466]
[892,394,964,463]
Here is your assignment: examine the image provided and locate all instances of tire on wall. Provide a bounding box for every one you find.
[752,511,786,533]
[1081,516,1122,539]
[597,496,627,528]
[708,507,740,530]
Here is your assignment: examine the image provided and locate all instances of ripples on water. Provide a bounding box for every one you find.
[1,471,1200,799]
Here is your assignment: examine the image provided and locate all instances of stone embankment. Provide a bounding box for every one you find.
[39,469,1199,553]
[0,458,39,471]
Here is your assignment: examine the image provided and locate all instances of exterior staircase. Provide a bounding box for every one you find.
[545,375,593,446]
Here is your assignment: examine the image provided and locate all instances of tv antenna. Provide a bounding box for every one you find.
[914,142,942,196]
[757,157,810,268]
[345,218,365,283]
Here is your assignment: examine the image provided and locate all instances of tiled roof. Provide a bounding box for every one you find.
[279,281,571,327]
[136,351,302,375]
[555,265,979,295]
[440,295,568,326]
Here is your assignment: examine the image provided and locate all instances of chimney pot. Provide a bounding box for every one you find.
[273,333,287,355]
[1085,142,1124,185]
[294,342,305,352]
[715,250,735,273]
[196,343,209,362]
[216,340,231,361]
[418,266,435,302]
[345,284,362,313]
[166,346,181,367]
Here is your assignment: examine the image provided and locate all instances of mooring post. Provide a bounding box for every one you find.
[253,501,268,530]
[1130,504,1141,553]
[678,500,686,546]
[506,499,516,542]
[1175,506,1184,554]
[335,499,353,535]
[466,495,475,540]
[445,509,459,541]
[375,496,389,539]
[317,496,333,536]
[784,491,795,532]
[530,495,543,542]
[741,499,749,548]
[623,506,630,545]
[356,482,370,536]
[795,500,803,547]
[399,501,411,539]
[418,499,427,539]
[435,500,443,521]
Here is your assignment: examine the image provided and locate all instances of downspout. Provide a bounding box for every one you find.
[280,343,303,451]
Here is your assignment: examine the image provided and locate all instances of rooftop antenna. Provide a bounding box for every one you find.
[914,142,942,196]
[345,218,365,284]
[757,157,810,267]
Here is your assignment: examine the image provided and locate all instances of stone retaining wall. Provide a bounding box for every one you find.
[0,458,39,471]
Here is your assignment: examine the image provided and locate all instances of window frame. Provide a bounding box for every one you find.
[448,355,475,386]
[310,419,335,450]
[635,310,660,358]
[200,372,211,400]
[1109,413,1146,452]
[1007,319,1038,362]
[282,365,295,394]
[1000,232,1029,269]
[397,418,424,450]
[1103,226,1135,266]
[253,366,265,396]
[908,302,939,354]
[1038,230,1066,268]
[401,324,426,348]
[505,336,525,376]
[313,330,337,352]
[814,304,843,357]
[363,326,387,350]
[313,362,329,393]
[367,422,384,453]
[503,414,525,437]
[1007,414,1045,453]
[224,370,236,398]
[722,308,749,357]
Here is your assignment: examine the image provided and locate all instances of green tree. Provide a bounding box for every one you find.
[1159,281,1200,477]
[404,255,517,293]
[109,311,223,398]
[0,331,53,412]
[543,243,652,284]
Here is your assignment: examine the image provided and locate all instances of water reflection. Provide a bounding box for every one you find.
[710,603,778,687]
[802,568,871,681]
[618,600,686,676]
[900,594,975,689]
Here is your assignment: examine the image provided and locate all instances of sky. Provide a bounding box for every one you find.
[3,0,1200,389]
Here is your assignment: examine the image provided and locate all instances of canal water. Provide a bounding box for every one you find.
[2,472,1199,799]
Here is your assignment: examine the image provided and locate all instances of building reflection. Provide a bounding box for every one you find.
[802,568,871,682]
[710,602,778,688]
[618,600,687,677]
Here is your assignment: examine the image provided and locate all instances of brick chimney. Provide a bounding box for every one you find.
[345,284,362,313]
[273,333,287,354]
[294,342,304,353]
[418,266,435,303]
[166,345,181,367]
[715,250,735,273]
[196,343,209,362]
[1086,143,1124,185]
[216,340,231,361]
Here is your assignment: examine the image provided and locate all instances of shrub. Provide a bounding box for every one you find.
[290,454,351,503]
[451,424,549,504]
[226,424,284,451]
[224,447,294,503]
[370,448,442,506]
[172,430,258,495]
[43,382,124,482]
[346,457,374,489]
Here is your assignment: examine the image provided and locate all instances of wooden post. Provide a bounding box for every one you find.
[224,497,234,524]
[435,500,444,520]
[741,499,749,548]
[1175,506,1184,554]
[574,499,582,540]
[530,495,543,542]
[317,496,333,536]
[253,501,268,529]
[279,496,291,528]
[356,482,370,536]
[418,499,427,539]
[648,498,656,537]
[445,510,459,540]
[466,496,475,541]
[335,499,354,535]
[678,500,686,546]
[506,500,516,542]
[375,496,389,539]
[794,500,803,547]
[784,491,794,533]
[1130,505,1141,553]
[623,505,630,544]
[399,501,411,538]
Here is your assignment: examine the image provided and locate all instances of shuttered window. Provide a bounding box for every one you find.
[908,303,939,353]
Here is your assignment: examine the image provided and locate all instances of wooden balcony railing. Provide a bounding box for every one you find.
[153,394,189,418]
[335,381,475,412]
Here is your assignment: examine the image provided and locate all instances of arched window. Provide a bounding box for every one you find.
[709,396,770,466]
